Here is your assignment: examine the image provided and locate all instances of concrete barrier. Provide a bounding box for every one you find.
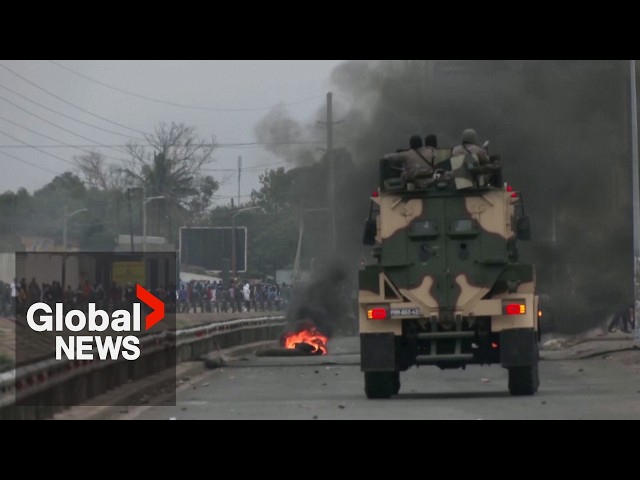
[0,315,285,420]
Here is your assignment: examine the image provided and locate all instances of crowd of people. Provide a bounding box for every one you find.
[178,280,290,314]
[0,278,178,316]
[0,277,290,317]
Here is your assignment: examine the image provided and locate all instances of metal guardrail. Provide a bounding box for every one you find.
[0,315,285,410]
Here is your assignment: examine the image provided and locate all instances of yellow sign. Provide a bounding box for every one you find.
[112,261,145,286]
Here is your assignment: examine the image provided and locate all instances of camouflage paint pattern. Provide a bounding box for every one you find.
[360,154,537,335]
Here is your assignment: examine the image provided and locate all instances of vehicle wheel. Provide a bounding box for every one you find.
[364,372,395,399]
[392,372,401,395]
[508,362,540,396]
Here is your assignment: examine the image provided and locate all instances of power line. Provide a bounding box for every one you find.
[0,150,61,175]
[202,161,288,172]
[0,141,320,149]
[49,60,326,113]
[0,94,132,159]
[0,128,76,166]
[0,82,144,141]
[0,112,129,164]
[0,62,149,136]
[212,193,253,199]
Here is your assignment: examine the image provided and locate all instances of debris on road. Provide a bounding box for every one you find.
[542,339,567,351]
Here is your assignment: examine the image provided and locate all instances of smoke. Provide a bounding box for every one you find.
[285,259,355,337]
[258,60,635,334]
[254,107,322,167]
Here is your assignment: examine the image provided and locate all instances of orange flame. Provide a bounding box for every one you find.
[282,326,329,355]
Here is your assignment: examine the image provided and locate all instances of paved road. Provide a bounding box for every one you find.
[126,337,640,420]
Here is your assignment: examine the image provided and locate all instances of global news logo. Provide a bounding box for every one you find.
[25,284,164,361]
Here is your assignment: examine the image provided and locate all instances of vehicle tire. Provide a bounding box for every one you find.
[364,371,396,399]
[392,372,401,395]
[508,362,540,396]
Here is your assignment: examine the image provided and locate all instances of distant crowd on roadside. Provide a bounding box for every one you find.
[178,279,290,314]
[0,278,178,316]
[0,277,290,317]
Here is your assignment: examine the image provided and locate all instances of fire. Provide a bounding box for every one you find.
[282,324,329,355]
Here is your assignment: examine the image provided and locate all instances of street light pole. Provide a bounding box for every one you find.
[61,205,87,290]
[293,207,328,281]
[63,206,88,250]
[143,192,165,253]
[231,206,261,278]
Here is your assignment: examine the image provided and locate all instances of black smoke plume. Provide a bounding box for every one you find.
[285,259,355,337]
[259,61,635,333]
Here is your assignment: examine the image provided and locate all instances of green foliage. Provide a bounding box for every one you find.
[0,122,220,251]
[0,354,12,373]
[123,122,219,243]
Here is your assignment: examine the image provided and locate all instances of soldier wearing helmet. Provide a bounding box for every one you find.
[452,128,490,165]
[384,135,435,188]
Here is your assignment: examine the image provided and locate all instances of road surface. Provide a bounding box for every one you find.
[119,337,640,420]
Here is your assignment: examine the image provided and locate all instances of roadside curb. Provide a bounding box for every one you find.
[54,340,278,420]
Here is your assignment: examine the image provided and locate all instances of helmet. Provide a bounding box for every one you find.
[409,135,423,150]
[424,134,438,148]
[461,129,478,145]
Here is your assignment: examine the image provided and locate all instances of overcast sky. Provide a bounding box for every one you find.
[0,60,344,204]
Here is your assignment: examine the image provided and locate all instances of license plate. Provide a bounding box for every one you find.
[390,307,421,317]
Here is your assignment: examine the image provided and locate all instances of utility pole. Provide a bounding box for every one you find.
[318,92,338,253]
[327,92,335,253]
[142,187,147,253]
[231,213,237,279]
[630,60,640,343]
[238,156,242,208]
[127,188,134,252]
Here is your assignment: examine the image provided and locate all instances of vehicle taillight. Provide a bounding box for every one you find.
[503,303,526,315]
[367,308,387,320]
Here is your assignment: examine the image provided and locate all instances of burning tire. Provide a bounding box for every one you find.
[364,371,397,399]
[281,321,329,356]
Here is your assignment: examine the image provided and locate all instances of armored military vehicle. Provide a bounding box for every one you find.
[359,148,539,398]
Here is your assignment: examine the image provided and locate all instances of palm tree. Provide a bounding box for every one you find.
[124,122,219,243]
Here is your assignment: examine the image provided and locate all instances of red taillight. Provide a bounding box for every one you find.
[504,303,526,315]
[491,342,499,349]
[511,192,518,198]
[372,191,379,198]
[367,308,387,320]
[506,185,513,192]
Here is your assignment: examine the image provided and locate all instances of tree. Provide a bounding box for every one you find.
[123,122,219,242]
[73,150,126,191]
[250,167,293,212]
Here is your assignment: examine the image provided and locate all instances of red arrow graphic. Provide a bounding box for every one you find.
[136,284,165,330]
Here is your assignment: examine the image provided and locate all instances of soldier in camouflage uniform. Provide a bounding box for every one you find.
[452,128,490,164]
[384,135,435,188]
